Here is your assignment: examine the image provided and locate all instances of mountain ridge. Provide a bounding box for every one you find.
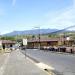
[3,29,58,36]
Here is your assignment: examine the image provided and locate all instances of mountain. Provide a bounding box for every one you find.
[3,29,58,36]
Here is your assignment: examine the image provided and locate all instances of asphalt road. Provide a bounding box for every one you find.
[21,49,75,75]
[0,50,48,75]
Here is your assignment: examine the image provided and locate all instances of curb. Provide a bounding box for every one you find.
[26,54,63,75]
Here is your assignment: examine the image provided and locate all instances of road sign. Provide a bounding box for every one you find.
[23,39,27,45]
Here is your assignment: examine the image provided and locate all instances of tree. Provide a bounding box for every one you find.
[32,35,35,39]
[1,36,15,41]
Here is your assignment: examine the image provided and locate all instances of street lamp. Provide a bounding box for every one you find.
[33,27,40,50]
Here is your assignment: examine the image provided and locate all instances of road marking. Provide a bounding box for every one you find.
[35,62,55,75]
[35,62,54,70]
[0,53,10,75]
[26,54,54,70]
[33,49,39,51]
[27,57,55,75]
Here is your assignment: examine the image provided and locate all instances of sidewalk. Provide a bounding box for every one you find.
[3,50,48,75]
[0,53,9,68]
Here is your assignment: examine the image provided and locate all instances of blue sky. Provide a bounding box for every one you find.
[0,0,74,34]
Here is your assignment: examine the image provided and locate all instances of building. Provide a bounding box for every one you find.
[27,38,59,49]
[27,37,75,53]
[0,40,16,52]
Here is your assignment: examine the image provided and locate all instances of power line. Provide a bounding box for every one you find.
[50,25,75,34]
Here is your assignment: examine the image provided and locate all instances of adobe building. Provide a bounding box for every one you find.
[27,37,75,52]
[27,38,59,49]
[0,40,16,52]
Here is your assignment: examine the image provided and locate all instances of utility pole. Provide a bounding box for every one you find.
[38,29,40,50]
[34,27,41,50]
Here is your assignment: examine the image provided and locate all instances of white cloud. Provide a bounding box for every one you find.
[12,0,16,6]
[50,8,74,24]
[47,0,75,29]
[73,0,75,8]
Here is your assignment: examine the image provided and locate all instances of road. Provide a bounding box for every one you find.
[0,50,48,75]
[21,49,75,75]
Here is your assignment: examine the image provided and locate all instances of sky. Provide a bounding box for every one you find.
[0,0,75,34]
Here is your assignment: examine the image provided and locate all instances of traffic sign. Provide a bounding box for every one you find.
[23,39,27,45]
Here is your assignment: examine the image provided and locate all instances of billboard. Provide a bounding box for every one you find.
[23,39,27,45]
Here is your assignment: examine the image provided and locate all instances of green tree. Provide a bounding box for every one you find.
[32,35,35,39]
[1,36,15,41]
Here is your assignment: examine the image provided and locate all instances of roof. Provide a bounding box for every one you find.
[0,40,16,44]
[28,37,74,43]
[28,38,60,42]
